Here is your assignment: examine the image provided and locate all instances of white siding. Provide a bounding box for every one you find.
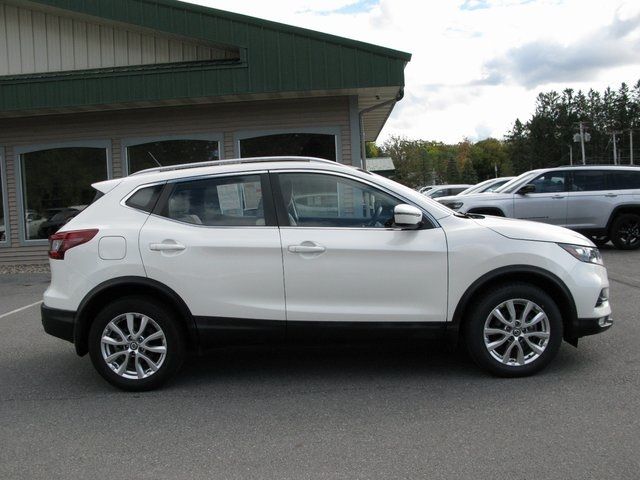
[0,2,239,76]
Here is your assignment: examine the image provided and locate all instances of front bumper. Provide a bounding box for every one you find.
[41,304,75,343]
[567,315,613,343]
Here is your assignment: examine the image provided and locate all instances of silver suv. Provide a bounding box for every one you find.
[437,166,640,250]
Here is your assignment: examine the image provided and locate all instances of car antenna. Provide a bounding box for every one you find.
[148,152,162,167]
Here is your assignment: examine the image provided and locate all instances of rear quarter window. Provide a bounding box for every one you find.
[608,171,640,190]
[125,184,164,213]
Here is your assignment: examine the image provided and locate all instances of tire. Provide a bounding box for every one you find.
[88,296,185,391]
[590,235,609,247]
[464,283,563,377]
[610,213,640,250]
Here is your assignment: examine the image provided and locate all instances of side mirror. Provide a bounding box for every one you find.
[518,184,536,195]
[394,204,422,228]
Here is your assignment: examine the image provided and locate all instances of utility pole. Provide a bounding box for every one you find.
[579,122,587,165]
[611,131,624,165]
[631,129,634,165]
[569,145,573,165]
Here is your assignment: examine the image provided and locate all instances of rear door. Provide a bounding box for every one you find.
[566,170,613,230]
[273,170,448,324]
[138,172,285,342]
[513,171,568,225]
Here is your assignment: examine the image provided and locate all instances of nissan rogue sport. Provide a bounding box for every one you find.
[41,157,612,390]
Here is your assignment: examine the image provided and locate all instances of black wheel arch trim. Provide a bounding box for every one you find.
[74,276,198,356]
[606,204,640,231]
[448,265,578,342]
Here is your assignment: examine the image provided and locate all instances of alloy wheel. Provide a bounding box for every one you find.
[100,312,167,380]
[483,299,550,367]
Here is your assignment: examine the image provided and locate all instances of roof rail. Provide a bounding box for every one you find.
[558,164,639,168]
[129,156,338,176]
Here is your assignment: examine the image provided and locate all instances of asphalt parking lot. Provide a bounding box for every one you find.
[1,247,639,480]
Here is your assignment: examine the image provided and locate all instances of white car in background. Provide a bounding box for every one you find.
[41,157,612,390]
[420,184,472,199]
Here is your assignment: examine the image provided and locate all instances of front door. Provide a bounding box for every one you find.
[513,170,569,226]
[273,171,448,324]
[139,172,285,343]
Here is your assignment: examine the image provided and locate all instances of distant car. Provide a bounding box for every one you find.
[421,184,472,199]
[458,177,515,196]
[437,166,640,250]
[25,210,46,239]
[0,223,5,242]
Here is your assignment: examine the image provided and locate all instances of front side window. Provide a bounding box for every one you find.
[127,139,220,174]
[571,171,606,191]
[278,173,403,228]
[530,171,567,193]
[20,147,108,240]
[160,175,268,227]
[240,133,336,161]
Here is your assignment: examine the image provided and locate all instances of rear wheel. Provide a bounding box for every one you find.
[88,297,185,391]
[464,284,563,377]
[610,213,640,250]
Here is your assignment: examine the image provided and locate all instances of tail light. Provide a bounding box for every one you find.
[48,229,99,260]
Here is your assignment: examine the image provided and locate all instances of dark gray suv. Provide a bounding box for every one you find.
[437,166,640,250]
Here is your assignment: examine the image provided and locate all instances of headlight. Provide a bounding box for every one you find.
[441,201,464,210]
[558,243,603,265]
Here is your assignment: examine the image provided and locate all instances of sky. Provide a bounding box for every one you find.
[186,0,640,144]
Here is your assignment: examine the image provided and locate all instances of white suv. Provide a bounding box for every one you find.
[42,157,612,390]
[437,166,640,250]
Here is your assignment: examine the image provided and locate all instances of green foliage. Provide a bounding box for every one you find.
[503,80,640,171]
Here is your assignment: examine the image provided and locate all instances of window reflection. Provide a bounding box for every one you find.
[21,147,108,240]
[127,140,220,173]
[240,133,336,161]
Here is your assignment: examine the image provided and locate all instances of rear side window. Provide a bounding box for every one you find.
[159,174,270,226]
[608,171,640,190]
[125,184,163,213]
[571,171,606,191]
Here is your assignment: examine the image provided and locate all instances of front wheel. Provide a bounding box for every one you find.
[464,284,563,377]
[88,297,185,391]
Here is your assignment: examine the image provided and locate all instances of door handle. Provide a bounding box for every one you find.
[288,244,326,254]
[149,242,186,252]
[552,195,565,199]
[604,193,618,198]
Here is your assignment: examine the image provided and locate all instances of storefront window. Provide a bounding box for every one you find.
[0,164,5,243]
[20,147,108,240]
[127,140,220,174]
[240,133,336,161]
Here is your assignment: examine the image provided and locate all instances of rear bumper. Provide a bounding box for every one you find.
[41,304,75,343]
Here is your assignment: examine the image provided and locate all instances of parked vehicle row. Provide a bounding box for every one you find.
[436,166,640,250]
[42,157,612,390]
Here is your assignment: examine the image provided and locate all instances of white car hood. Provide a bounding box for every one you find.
[473,214,594,246]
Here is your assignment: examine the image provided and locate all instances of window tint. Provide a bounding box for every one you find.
[161,175,266,226]
[530,172,567,193]
[571,171,606,191]
[429,189,449,199]
[449,187,468,195]
[127,139,220,174]
[0,162,5,242]
[125,184,164,213]
[278,173,403,228]
[240,133,336,161]
[20,147,107,240]
[607,171,640,190]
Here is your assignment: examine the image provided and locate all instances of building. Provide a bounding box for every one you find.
[365,157,395,177]
[0,0,410,264]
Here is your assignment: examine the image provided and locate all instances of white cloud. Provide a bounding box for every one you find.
[186,0,640,143]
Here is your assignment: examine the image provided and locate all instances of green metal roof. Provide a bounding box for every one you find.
[0,0,411,113]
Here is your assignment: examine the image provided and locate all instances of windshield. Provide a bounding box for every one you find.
[458,179,495,196]
[493,171,541,193]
